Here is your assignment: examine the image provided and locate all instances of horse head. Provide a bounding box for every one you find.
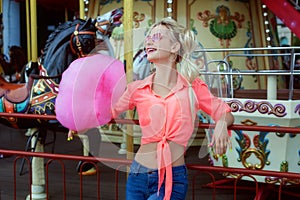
[39,7,123,81]
[40,18,96,80]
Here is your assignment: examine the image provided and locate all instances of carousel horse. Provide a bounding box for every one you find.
[0,8,123,179]
[0,6,123,127]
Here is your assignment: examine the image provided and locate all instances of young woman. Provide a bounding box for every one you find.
[112,18,234,200]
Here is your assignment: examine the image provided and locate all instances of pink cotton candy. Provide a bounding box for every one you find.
[55,54,126,131]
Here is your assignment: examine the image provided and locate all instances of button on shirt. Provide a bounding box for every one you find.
[112,72,231,200]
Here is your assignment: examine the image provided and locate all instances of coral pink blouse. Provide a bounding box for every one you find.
[112,72,231,200]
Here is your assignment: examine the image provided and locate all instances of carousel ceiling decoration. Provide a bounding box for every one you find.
[261,4,272,47]
[16,0,79,11]
[261,3,281,70]
[165,0,176,20]
[197,5,245,47]
[83,0,151,20]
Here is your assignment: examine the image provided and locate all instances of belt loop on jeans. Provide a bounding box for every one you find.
[132,159,142,174]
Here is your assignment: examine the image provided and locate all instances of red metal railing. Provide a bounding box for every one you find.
[1,113,300,199]
[1,112,300,133]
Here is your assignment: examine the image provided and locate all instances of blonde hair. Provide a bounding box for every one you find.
[147,18,201,83]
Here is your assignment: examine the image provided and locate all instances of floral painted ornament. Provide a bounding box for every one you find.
[197,5,245,47]
[55,54,126,131]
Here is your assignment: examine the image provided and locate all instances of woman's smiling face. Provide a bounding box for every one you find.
[145,25,174,64]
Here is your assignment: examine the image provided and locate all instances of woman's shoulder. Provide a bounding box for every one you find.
[128,73,153,89]
[192,77,208,88]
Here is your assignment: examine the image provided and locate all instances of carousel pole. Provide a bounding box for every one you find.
[92,0,100,19]
[88,0,95,18]
[123,0,134,160]
[65,8,68,22]
[79,0,85,19]
[30,0,38,62]
[27,1,47,200]
[26,0,31,61]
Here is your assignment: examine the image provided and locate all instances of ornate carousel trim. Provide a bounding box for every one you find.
[227,99,287,117]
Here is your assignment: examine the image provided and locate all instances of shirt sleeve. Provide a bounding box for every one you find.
[111,81,136,119]
[192,78,231,122]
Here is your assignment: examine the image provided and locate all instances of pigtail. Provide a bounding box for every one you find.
[177,29,201,83]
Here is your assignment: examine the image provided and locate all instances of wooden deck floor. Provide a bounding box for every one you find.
[0,124,298,200]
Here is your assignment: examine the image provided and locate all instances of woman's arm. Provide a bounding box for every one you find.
[111,82,137,119]
[192,78,234,155]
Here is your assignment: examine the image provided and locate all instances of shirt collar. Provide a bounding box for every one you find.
[137,72,190,90]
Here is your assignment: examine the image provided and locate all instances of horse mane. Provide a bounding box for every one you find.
[40,20,76,63]
[40,18,96,78]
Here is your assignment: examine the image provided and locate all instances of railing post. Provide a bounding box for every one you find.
[267,75,277,100]
[26,130,46,200]
[288,48,296,100]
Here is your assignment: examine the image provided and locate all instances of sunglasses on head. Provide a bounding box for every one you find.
[145,33,163,43]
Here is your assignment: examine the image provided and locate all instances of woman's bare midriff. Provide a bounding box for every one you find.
[134,141,186,169]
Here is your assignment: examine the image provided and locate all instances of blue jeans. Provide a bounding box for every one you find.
[126,160,188,200]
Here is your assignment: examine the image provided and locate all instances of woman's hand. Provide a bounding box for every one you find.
[209,112,234,155]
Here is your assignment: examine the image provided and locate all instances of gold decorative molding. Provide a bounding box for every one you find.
[241,148,265,170]
[241,119,257,126]
[133,12,145,28]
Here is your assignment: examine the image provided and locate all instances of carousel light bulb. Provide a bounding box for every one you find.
[167,7,172,13]
[262,4,267,8]
[85,1,89,4]
[167,0,173,3]
[267,37,271,41]
[264,21,269,25]
[266,29,270,33]
[85,8,88,12]
[263,12,268,16]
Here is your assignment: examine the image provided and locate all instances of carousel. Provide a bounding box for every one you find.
[0,0,299,199]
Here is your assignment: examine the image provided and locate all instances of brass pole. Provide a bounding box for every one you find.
[26,0,31,61]
[93,0,100,19]
[123,0,134,160]
[65,7,68,22]
[30,0,37,62]
[79,0,85,19]
[88,0,95,18]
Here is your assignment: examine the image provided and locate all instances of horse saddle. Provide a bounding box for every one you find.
[0,78,33,103]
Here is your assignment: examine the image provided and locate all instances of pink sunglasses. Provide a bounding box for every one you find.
[145,33,163,43]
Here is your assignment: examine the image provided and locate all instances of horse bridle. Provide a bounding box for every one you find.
[95,20,110,36]
[70,24,95,58]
